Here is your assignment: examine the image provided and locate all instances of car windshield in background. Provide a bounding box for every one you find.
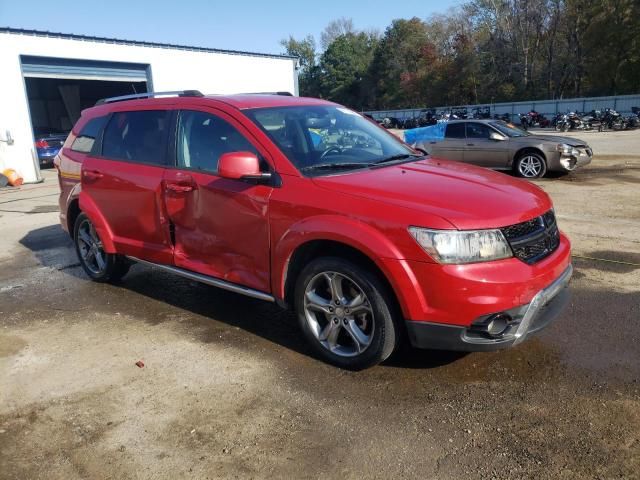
[490,121,530,137]
[245,105,417,176]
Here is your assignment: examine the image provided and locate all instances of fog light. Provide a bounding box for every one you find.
[560,157,578,170]
[486,313,511,336]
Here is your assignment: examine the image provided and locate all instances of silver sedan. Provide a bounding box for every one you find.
[416,119,592,178]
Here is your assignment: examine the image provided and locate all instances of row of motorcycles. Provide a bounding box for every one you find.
[381,107,511,129]
[379,106,640,132]
[548,107,640,132]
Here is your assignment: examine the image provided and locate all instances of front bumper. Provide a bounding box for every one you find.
[548,147,592,171]
[406,264,573,351]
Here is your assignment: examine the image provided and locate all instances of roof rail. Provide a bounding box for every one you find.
[95,90,204,106]
[238,91,293,96]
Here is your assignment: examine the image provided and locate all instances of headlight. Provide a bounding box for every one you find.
[556,143,572,154]
[408,227,513,264]
[556,143,580,156]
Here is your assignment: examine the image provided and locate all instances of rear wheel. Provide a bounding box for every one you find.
[74,213,130,282]
[295,257,398,370]
[515,152,547,179]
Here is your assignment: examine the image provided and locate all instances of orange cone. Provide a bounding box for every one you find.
[2,169,24,187]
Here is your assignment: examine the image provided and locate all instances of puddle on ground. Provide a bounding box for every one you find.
[28,205,59,214]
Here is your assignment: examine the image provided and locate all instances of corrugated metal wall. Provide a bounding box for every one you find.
[364,94,640,120]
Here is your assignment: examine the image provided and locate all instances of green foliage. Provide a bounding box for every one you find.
[282,2,640,110]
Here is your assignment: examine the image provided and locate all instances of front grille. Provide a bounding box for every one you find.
[501,210,560,264]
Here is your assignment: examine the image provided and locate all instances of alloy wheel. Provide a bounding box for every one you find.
[518,156,543,178]
[303,271,374,357]
[77,218,107,275]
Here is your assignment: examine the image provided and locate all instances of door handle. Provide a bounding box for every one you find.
[83,170,103,180]
[466,143,475,146]
[165,182,195,193]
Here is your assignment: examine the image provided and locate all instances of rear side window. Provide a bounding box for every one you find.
[102,110,170,165]
[445,123,465,139]
[71,116,108,153]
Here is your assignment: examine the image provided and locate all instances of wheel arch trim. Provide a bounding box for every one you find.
[272,215,426,318]
[78,191,117,253]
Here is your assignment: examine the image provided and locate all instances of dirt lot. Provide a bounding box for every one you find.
[1,130,639,479]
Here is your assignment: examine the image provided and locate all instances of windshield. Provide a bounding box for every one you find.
[244,105,417,175]
[490,121,530,137]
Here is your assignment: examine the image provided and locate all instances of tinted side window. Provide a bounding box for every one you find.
[466,123,492,139]
[177,110,258,174]
[102,110,169,165]
[71,116,108,153]
[445,123,465,139]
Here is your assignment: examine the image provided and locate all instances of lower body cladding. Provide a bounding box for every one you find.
[406,264,573,351]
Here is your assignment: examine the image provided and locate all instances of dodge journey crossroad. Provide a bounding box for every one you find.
[56,90,572,369]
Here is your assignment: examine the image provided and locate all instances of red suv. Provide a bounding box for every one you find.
[56,90,572,369]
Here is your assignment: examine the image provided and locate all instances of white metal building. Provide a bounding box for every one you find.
[0,28,298,183]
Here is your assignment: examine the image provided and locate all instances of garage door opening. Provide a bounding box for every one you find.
[25,77,147,132]
[24,77,147,169]
[20,55,151,172]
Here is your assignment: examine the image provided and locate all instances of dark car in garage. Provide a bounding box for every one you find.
[34,127,68,168]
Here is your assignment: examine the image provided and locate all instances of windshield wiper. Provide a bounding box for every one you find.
[370,153,423,166]
[300,162,369,173]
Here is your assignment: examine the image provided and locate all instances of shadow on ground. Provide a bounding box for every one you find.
[18,223,465,371]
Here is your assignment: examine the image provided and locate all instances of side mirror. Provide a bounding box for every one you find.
[414,147,428,156]
[218,151,271,183]
[489,132,506,141]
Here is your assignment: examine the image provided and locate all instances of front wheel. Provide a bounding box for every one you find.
[295,257,398,370]
[74,213,130,283]
[515,152,547,179]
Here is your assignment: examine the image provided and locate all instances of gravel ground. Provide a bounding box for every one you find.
[1,132,639,480]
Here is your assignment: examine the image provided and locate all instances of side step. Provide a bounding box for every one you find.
[126,256,275,303]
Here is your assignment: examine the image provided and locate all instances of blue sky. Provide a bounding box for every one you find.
[0,0,462,55]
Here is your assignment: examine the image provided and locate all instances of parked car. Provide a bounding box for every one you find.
[34,127,68,168]
[419,119,592,178]
[56,91,572,369]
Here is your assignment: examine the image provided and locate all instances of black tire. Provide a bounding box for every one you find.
[74,212,130,283]
[514,151,547,179]
[294,257,398,370]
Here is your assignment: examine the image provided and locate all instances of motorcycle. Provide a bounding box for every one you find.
[451,107,468,119]
[416,109,438,127]
[600,108,626,131]
[471,107,491,119]
[526,110,550,128]
[554,111,596,131]
[624,107,640,129]
[493,112,511,122]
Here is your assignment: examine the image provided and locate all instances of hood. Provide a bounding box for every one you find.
[522,134,587,146]
[312,158,552,230]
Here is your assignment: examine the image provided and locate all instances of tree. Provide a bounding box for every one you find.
[320,18,355,50]
[283,4,640,108]
[280,35,322,97]
[319,32,378,108]
[280,35,316,70]
[368,18,431,108]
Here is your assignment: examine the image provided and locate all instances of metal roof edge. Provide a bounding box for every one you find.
[0,27,298,61]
